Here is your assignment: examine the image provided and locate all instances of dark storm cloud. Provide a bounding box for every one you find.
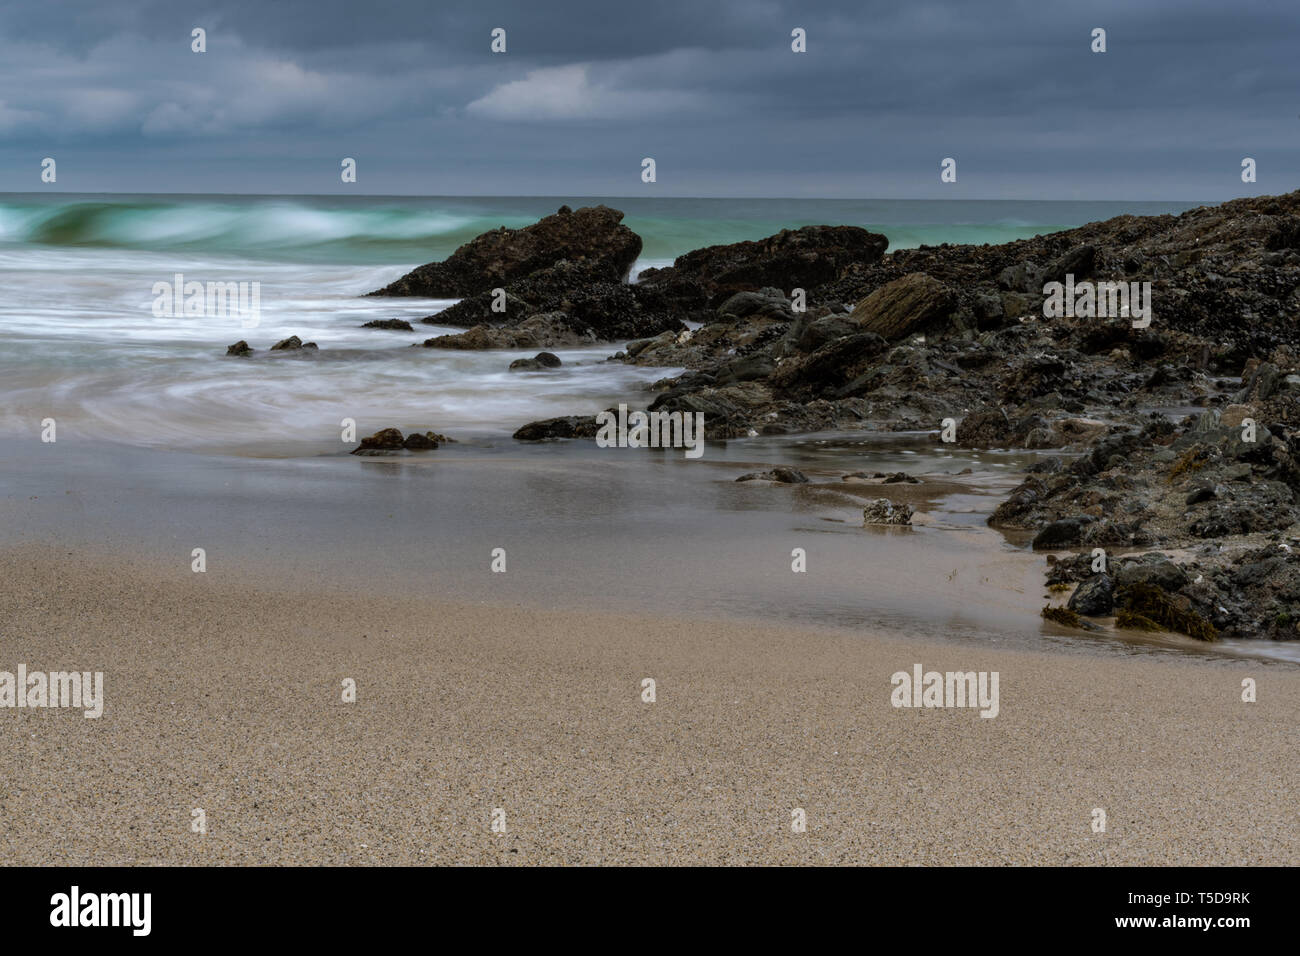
[0,0,1296,197]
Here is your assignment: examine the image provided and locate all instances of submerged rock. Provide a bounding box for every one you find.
[226,340,253,356]
[509,351,563,371]
[362,318,414,331]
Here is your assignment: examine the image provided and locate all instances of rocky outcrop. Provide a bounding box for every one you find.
[417,259,685,343]
[637,225,889,312]
[607,189,1300,449]
[362,318,414,331]
[369,205,641,297]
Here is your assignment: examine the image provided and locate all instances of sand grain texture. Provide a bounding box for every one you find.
[0,545,1295,865]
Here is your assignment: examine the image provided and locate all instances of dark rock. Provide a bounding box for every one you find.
[637,225,889,311]
[226,340,253,356]
[1114,554,1190,593]
[1067,573,1114,616]
[788,314,859,353]
[350,428,405,454]
[424,313,593,350]
[1236,362,1279,402]
[1041,244,1097,286]
[1032,516,1095,549]
[402,432,440,450]
[714,353,775,385]
[422,290,535,328]
[369,205,641,297]
[362,318,414,331]
[512,415,601,441]
[957,405,1012,445]
[998,261,1042,293]
[508,357,545,371]
[717,288,794,320]
[736,467,808,483]
[424,261,683,343]
[769,332,890,395]
[271,335,316,351]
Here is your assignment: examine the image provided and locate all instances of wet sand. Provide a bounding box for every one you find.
[1,544,1296,866]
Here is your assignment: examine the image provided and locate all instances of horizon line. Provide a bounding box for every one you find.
[0,189,1221,205]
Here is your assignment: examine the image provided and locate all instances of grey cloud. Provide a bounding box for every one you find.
[0,0,1296,197]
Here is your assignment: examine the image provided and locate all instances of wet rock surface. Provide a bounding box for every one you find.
[736,467,809,483]
[508,351,563,371]
[369,204,642,297]
[350,428,454,455]
[423,312,595,350]
[271,335,317,351]
[636,225,888,314]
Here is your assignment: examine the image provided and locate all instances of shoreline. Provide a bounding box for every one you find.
[9,435,1297,665]
[1,544,1295,866]
[6,432,1298,664]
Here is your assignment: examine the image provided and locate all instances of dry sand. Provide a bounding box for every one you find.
[0,543,1295,866]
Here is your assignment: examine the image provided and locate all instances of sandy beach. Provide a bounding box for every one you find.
[1,543,1294,866]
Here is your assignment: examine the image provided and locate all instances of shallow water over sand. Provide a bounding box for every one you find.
[4,435,1295,665]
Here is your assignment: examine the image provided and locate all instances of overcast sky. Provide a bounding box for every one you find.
[1,0,1296,199]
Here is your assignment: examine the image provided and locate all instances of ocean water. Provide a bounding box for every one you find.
[0,193,1201,451]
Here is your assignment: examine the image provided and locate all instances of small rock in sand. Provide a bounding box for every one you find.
[736,467,809,484]
[862,498,913,526]
[271,335,317,351]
